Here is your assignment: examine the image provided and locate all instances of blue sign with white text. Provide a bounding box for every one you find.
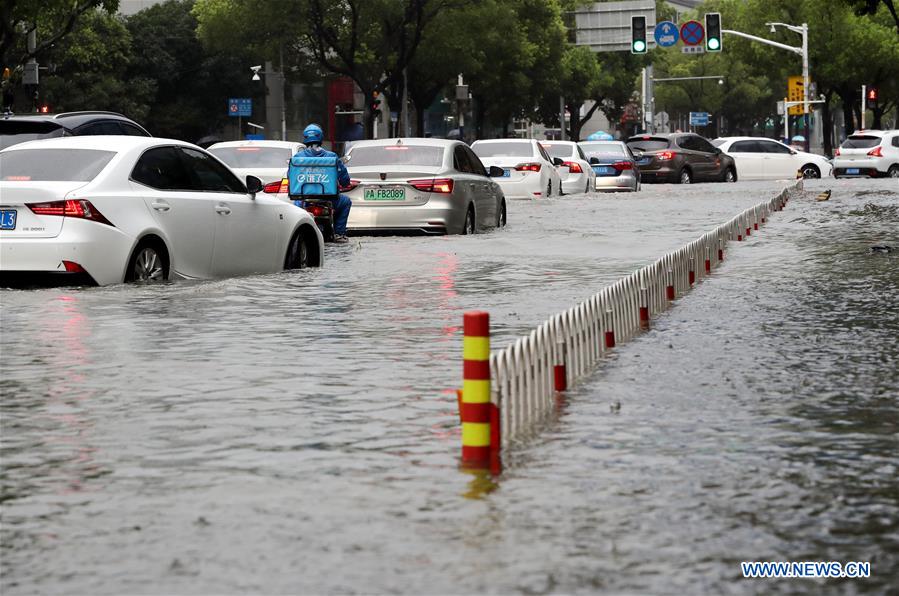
[690,111,710,126]
[228,98,252,117]
[654,21,679,47]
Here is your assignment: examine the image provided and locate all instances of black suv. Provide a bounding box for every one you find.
[626,132,737,184]
[0,111,150,150]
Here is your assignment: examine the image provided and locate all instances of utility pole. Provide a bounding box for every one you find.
[559,95,566,140]
[861,84,866,130]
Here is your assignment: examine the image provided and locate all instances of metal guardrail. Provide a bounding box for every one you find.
[460,182,802,468]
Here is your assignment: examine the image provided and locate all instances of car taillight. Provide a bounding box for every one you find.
[263,178,288,193]
[27,199,114,227]
[868,146,883,157]
[562,161,582,173]
[407,178,454,193]
[339,179,360,192]
[834,147,841,156]
[657,151,675,161]
[613,161,634,170]
[515,163,542,172]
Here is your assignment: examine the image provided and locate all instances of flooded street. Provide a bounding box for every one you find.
[1,178,897,594]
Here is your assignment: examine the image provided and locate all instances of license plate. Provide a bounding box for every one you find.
[364,187,406,201]
[637,158,651,165]
[502,169,510,177]
[847,168,859,174]
[0,209,16,230]
[594,166,615,176]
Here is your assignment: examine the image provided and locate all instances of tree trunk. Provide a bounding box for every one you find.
[821,92,834,157]
[842,101,855,137]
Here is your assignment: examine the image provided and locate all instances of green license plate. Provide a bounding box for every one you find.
[364,187,405,201]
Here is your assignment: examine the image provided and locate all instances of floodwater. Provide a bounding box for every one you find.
[1,178,897,594]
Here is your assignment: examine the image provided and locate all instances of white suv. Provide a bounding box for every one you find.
[833,130,899,178]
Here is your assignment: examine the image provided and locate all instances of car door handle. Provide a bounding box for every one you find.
[150,201,170,212]
[215,204,232,215]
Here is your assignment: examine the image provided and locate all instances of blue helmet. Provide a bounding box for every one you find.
[303,123,324,145]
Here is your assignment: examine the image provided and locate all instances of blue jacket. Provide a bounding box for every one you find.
[300,146,350,188]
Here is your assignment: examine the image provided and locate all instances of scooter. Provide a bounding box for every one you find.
[292,198,335,242]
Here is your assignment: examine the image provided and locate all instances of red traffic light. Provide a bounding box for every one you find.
[39,104,50,113]
[866,87,878,101]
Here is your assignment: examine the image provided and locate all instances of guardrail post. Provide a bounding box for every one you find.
[704,246,711,274]
[689,256,696,286]
[604,308,616,349]
[718,238,724,262]
[639,287,650,330]
[554,339,567,392]
[666,269,675,301]
[461,311,491,467]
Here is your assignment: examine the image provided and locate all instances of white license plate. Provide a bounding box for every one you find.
[364,187,406,201]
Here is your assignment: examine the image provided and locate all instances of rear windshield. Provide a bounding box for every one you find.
[580,142,626,157]
[541,144,573,158]
[841,135,881,149]
[208,146,293,168]
[346,145,444,167]
[0,149,115,181]
[0,120,65,150]
[627,136,670,151]
[472,142,534,158]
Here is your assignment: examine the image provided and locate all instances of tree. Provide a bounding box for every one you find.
[842,0,899,33]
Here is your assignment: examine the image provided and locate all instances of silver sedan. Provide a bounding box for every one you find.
[578,140,641,192]
[343,138,507,235]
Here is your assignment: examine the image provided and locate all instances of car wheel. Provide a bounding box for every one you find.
[585,179,591,193]
[462,206,476,235]
[679,168,692,184]
[125,239,168,283]
[723,167,737,183]
[888,165,899,178]
[285,229,310,269]
[497,200,507,228]
[800,164,821,179]
[546,180,552,198]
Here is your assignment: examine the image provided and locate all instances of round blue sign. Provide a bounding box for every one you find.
[680,20,705,46]
[654,21,679,48]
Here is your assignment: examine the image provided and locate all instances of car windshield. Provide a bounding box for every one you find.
[0,149,115,181]
[541,144,573,158]
[346,145,444,167]
[626,137,670,151]
[580,142,626,157]
[841,135,881,149]
[208,146,293,168]
[0,120,65,150]
[472,142,534,158]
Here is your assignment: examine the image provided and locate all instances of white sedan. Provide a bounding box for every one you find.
[712,136,833,179]
[471,138,563,199]
[207,139,304,184]
[0,136,323,287]
[540,140,596,194]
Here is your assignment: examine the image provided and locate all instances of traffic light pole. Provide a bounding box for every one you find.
[861,85,866,129]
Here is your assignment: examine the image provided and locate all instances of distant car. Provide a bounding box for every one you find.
[540,141,596,194]
[471,138,563,198]
[325,138,507,235]
[626,133,737,184]
[712,137,833,180]
[0,111,150,150]
[207,140,304,184]
[832,130,899,178]
[0,136,322,287]
[578,140,641,192]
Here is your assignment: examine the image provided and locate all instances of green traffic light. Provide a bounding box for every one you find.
[708,38,720,50]
[633,40,646,52]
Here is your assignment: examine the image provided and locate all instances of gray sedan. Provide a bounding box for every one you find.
[578,140,641,192]
[343,138,507,235]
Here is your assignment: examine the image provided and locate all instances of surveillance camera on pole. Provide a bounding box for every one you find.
[250,65,262,81]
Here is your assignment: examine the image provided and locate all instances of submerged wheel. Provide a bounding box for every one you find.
[723,167,737,183]
[125,239,168,283]
[800,164,820,179]
[887,165,899,178]
[497,200,507,228]
[462,206,476,235]
[679,168,692,184]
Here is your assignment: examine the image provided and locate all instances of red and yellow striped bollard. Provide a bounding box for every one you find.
[461,311,491,466]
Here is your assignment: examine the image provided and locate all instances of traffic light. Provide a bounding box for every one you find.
[370,90,382,115]
[705,13,722,52]
[866,87,878,106]
[39,104,50,114]
[631,16,647,54]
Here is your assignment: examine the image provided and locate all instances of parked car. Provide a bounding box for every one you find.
[578,140,641,192]
[207,140,304,184]
[0,136,322,287]
[540,141,596,194]
[0,111,150,150]
[712,137,833,179]
[832,130,899,178]
[310,138,507,235]
[471,138,563,198]
[626,133,737,184]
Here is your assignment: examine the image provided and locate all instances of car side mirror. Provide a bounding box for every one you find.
[589,157,600,165]
[488,165,505,177]
[246,175,263,197]
[790,149,798,155]
[714,147,722,155]
[552,157,564,167]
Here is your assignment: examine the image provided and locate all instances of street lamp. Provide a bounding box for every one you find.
[765,21,809,151]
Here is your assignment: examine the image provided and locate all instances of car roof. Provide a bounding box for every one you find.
[715,136,783,143]
[847,129,893,137]
[208,140,303,150]
[348,137,459,149]
[472,138,536,144]
[541,140,576,146]
[1,135,194,153]
[1,111,141,127]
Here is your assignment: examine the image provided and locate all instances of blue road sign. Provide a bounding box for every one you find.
[228,98,252,117]
[680,20,705,46]
[690,111,710,126]
[654,21,679,47]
